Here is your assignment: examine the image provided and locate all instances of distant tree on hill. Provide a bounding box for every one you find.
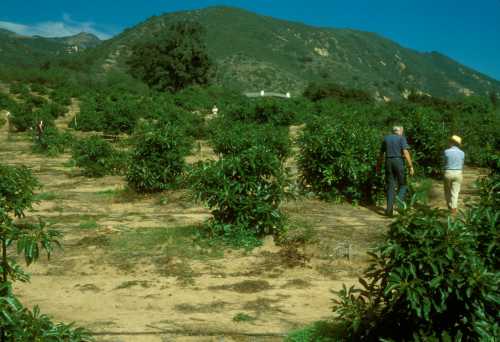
[127,21,213,92]
[489,90,498,109]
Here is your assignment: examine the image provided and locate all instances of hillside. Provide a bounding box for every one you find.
[78,6,500,99]
[1,6,499,99]
[0,29,101,66]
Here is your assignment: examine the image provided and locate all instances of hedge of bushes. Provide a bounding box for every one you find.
[32,126,74,156]
[298,114,384,203]
[126,121,193,193]
[71,136,127,177]
[209,120,290,161]
[190,145,288,247]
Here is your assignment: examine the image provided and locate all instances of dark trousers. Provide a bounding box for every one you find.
[385,158,407,215]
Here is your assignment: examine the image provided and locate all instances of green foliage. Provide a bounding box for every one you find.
[100,94,143,134]
[223,98,295,126]
[303,82,373,104]
[190,145,288,247]
[1,299,93,341]
[146,94,208,139]
[49,87,72,106]
[127,21,213,92]
[286,321,340,342]
[402,94,499,170]
[297,115,384,203]
[71,136,122,177]
[29,83,48,95]
[69,91,144,134]
[9,83,30,96]
[9,103,34,132]
[0,164,92,341]
[463,165,500,270]
[32,126,74,156]
[401,107,448,177]
[0,92,15,112]
[9,101,58,132]
[232,312,256,322]
[24,94,48,108]
[127,121,193,193]
[44,102,68,118]
[0,164,39,218]
[210,120,290,161]
[323,186,500,341]
[68,93,104,132]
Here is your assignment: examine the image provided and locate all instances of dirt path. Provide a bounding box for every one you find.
[0,114,486,341]
[55,98,80,130]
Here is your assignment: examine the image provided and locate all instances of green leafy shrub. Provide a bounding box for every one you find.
[9,83,30,96]
[148,96,207,139]
[0,92,15,112]
[401,107,448,177]
[29,83,48,95]
[297,115,384,203]
[32,126,74,156]
[10,103,56,132]
[9,103,35,132]
[460,111,500,167]
[49,87,72,106]
[127,122,193,193]
[101,94,143,134]
[210,120,290,161]
[69,91,143,134]
[45,102,68,118]
[403,94,499,170]
[71,136,116,177]
[0,164,92,341]
[24,94,48,108]
[68,94,104,132]
[224,98,295,126]
[190,145,288,247]
[463,163,499,270]
[324,193,499,341]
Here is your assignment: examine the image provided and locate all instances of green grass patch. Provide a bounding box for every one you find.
[46,214,106,226]
[109,225,225,260]
[94,189,119,197]
[286,321,340,342]
[78,219,99,230]
[232,312,257,323]
[33,191,57,201]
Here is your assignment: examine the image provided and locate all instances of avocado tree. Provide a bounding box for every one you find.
[127,21,213,92]
[0,163,91,341]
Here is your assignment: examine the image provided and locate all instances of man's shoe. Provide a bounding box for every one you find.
[384,210,393,218]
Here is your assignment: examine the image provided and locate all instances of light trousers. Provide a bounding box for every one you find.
[444,170,463,210]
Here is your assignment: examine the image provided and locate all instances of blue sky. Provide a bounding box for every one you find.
[1,0,499,80]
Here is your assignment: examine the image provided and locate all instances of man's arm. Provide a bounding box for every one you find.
[403,149,414,176]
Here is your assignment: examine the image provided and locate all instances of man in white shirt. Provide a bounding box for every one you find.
[443,135,465,215]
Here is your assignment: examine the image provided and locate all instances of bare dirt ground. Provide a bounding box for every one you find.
[0,110,485,341]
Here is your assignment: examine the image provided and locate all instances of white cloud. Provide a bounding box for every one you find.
[0,14,112,39]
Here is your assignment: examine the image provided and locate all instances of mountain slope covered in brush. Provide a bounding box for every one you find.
[0,29,101,66]
[1,6,499,99]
